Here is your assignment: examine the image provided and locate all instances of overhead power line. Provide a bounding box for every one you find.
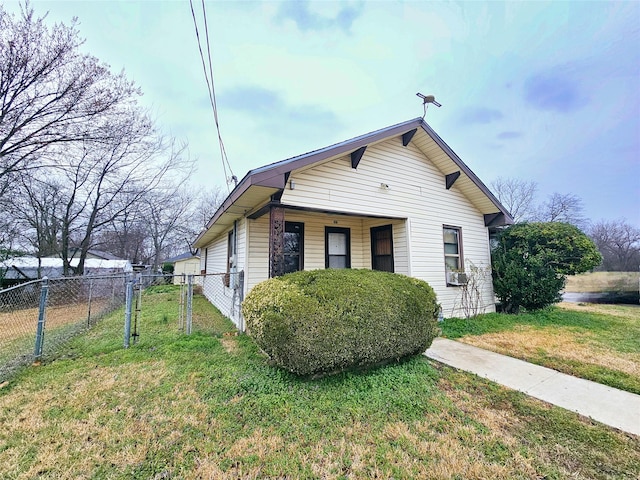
[189,0,236,190]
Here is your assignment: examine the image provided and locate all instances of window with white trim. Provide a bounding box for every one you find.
[443,226,464,284]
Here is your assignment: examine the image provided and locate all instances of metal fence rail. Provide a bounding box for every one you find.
[0,274,127,382]
[129,272,242,336]
[134,270,243,329]
[1,271,241,382]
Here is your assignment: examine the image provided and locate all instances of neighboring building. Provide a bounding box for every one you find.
[165,252,201,285]
[46,249,125,261]
[1,257,133,284]
[193,118,513,329]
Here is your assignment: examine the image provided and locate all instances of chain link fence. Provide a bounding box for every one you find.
[1,271,244,382]
[127,271,244,337]
[0,274,127,382]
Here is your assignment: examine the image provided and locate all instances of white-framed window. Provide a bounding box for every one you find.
[443,226,465,286]
[225,229,236,287]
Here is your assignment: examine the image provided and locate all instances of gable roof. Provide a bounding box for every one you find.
[165,251,199,263]
[193,118,513,247]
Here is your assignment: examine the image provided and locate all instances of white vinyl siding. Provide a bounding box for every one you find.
[201,219,246,328]
[281,138,495,317]
[207,134,496,323]
[245,212,410,289]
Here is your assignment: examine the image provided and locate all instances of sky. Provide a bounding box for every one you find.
[5,0,640,227]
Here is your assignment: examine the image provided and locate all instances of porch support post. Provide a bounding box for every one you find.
[269,205,286,277]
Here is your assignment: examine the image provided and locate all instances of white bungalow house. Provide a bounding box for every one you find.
[193,118,513,329]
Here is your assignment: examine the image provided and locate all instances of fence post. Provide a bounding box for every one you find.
[34,277,50,361]
[179,274,185,332]
[186,274,193,335]
[87,278,94,327]
[238,270,245,332]
[124,276,134,348]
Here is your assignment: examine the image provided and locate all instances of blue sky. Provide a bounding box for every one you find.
[6,0,640,226]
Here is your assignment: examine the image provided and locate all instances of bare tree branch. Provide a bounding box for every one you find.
[536,192,588,230]
[0,3,141,192]
[589,219,640,271]
[490,177,538,223]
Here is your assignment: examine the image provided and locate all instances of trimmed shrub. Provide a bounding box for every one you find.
[242,269,440,376]
[492,222,602,313]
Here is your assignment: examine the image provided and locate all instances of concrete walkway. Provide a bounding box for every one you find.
[424,338,640,436]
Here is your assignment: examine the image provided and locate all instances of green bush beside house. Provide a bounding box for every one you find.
[242,269,440,377]
[492,222,602,313]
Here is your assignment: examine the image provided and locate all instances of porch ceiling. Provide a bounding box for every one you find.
[247,202,407,221]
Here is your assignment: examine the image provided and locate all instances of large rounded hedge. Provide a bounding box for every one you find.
[242,269,440,376]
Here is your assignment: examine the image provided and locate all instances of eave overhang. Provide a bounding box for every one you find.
[193,117,514,248]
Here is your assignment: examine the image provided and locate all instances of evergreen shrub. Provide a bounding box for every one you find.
[492,222,602,313]
[242,269,440,376]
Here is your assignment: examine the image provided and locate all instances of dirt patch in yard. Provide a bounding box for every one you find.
[557,301,640,319]
[565,271,639,293]
[0,301,111,347]
[458,325,639,378]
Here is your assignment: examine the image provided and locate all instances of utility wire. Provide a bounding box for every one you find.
[201,1,235,185]
[189,0,236,190]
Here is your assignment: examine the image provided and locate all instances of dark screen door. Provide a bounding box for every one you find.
[371,225,394,272]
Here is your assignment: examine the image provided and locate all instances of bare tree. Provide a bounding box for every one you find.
[55,125,191,275]
[94,196,151,264]
[589,219,640,271]
[536,192,588,230]
[141,187,196,269]
[0,4,140,195]
[13,176,64,260]
[490,177,538,223]
[193,185,225,229]
[0,185,23,282]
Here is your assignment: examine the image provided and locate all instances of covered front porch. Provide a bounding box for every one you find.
[246,205,409,287]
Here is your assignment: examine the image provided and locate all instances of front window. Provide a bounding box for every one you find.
[443,226,463,271]
[225,229,236,287]
[325,227,351,269]
[284,222,304,274]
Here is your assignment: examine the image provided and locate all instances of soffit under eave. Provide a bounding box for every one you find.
[193,185,279,248]
[286,134,410,177]
[411,129,505,215]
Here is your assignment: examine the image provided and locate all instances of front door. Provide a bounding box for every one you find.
[371,225,394,272]
[325,227,351,268]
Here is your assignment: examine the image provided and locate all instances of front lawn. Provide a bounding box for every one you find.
[0,291,638,479]
[441,303,640,394]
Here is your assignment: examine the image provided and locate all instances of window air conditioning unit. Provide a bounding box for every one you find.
[447,271,468,286]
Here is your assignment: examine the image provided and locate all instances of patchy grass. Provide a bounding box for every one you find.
[441,303,640,394]
[0,292,638,479]
[0,300,119,379]
[565,271,639,293]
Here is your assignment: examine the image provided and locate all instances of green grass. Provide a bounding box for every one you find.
[0,291,638,479]
[441,304,640,393]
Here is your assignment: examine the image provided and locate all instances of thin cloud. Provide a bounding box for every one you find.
[276,1,363,33]
[220,86,281,114]
[524,74,587,113]
[458,107,504,125]
[220,85,341,132]
[497,131,523,140]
